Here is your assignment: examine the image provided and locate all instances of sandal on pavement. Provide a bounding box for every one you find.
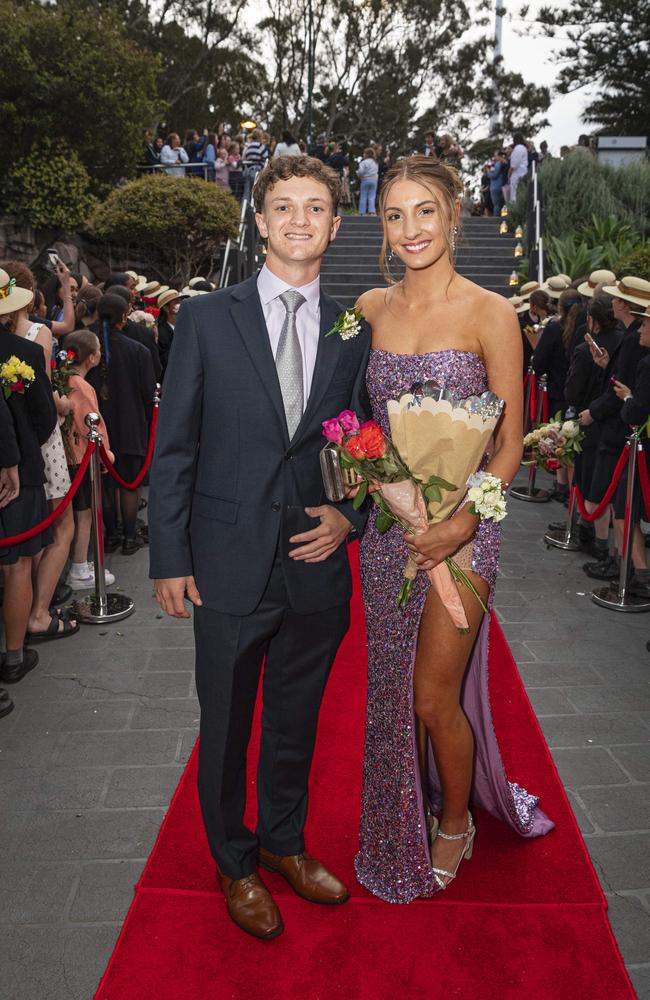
[26,612,80,644]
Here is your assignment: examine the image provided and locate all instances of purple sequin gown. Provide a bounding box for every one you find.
[355,349,554,904]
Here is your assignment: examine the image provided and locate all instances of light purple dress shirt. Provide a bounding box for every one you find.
[257,264,321,409]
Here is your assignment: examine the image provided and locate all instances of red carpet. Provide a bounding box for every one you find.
[95,547,634,999]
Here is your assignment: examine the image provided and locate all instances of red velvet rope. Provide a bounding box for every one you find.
[637,449,650,520]
[574,444,630,522]
[528,373,538,423]
[0,441,95,548]
[99,407,159,491]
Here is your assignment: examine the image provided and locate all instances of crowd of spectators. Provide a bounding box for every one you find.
[0,260,216,719]
[509,270,650,593]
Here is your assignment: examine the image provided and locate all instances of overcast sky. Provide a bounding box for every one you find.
[499,0,594,152]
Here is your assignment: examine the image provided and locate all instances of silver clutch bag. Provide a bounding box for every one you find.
[320,444,360,502]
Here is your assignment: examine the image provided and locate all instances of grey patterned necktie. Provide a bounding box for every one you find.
[275,289,306,438]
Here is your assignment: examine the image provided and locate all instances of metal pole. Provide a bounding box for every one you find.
[307,0,314,147]
[72,414,135,625]
[511,374,551,502]
[592,434,650,612]
[489,0,504,136]
[545,483,581,550]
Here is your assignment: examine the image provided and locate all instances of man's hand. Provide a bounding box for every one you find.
[579,409,594,426]
[154,576,202,619]
[289,506,352,563]
[0,466,19,508]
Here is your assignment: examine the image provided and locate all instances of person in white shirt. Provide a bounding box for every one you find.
[357,148,379,215]
[273,130,302,158]
[160,133,189,177]
[508,133,529,203]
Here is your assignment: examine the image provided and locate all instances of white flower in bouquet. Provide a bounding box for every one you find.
[466,472,507,522]
[561,420,580,438]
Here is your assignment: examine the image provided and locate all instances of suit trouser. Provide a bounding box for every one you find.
[193,552,350,879]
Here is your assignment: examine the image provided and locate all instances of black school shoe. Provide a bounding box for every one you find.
[629,575,650,600]
[0,688,14,719]
[583,554,620,581]
[0,647,39,684]
[122,536,145,556]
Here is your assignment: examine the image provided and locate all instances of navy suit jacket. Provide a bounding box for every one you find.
[148,274,371,615]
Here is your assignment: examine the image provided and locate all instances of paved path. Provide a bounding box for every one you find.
[1,470,648,999]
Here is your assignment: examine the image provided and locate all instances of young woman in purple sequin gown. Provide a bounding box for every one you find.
[354,157,554,904]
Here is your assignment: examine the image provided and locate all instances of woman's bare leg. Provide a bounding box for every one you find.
[29,502,76,633]
[71,509,92,565]
[414,571,490,882]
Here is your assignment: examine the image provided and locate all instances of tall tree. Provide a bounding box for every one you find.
[522,0,650,136]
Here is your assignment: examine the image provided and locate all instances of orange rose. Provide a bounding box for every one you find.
[356,420,386,459]
[345,435,367,460]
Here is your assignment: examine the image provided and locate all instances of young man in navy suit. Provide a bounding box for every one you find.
[149,156,371,939]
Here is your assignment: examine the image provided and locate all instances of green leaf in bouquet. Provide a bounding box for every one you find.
[376,511,393,534]
[396,578,414,608]
[424,484,442,504]
[353,480,368,510]
[425,474,457,492]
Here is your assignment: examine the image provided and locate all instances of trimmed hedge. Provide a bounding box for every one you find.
[7,141,96,230]
[89,174,240,286]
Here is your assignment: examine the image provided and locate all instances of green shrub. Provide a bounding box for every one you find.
[7,141,96,230]
[616,244,650,282]
[89,175,240,286]
[546,234,603,279]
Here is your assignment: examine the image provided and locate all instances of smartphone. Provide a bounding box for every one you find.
[46,248,62,270]
[320,444,360,502]
[585,332,605,357]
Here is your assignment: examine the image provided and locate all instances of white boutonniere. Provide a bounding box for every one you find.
[325,308,363,340]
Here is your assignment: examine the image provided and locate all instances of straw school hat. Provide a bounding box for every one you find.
[508,295,528,314]
[125,270,138,281]
[135,275,149,292]
[140,280,162,296]
[602,276,650,308]
[630,303,650,318]
[542,275,571,299]
[157,288,181,309]
[189,276,215,290]
[519,280,541,298]
[180,286,209,298]
[0,269,34,315]
[556,273,572,285]
[577,269,617,298]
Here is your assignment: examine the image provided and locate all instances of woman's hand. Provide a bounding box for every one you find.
[405,519,469,572]
[579,408,594,426]
[588,340,609,369]
[612,380,631,400]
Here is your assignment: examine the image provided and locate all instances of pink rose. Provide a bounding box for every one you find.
[322,418,344,444]
[338,409,360,435]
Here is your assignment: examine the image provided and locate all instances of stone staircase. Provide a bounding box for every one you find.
[320,215,518,308]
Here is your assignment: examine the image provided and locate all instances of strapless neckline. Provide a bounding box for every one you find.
[370,347,485,366]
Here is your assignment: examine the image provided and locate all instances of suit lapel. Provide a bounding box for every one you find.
[229,277,289,443]
[291,292,341,444]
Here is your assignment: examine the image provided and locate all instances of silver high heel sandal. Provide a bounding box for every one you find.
[431,811,475,890]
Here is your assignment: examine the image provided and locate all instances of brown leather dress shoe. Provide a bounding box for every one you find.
[218,870,284,940]
[258,848,350,905]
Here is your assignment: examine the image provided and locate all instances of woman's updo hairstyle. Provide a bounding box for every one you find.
[378,155,464,284]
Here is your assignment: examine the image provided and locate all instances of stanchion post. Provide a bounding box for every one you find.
[511,374,551,503]
[544,483,581,550]
[73,414,136,625]
[592,432,650,613]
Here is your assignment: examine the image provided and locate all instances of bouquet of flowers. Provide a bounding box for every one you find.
[0,355,35,399]
[322,384,506,632]
[523,414,584,472]
[51,348,76,462]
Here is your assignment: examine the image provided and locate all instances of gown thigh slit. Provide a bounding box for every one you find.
[355,348,554,904]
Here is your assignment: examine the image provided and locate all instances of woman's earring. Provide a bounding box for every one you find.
[450,226,458,255]
[385,248,395,278]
